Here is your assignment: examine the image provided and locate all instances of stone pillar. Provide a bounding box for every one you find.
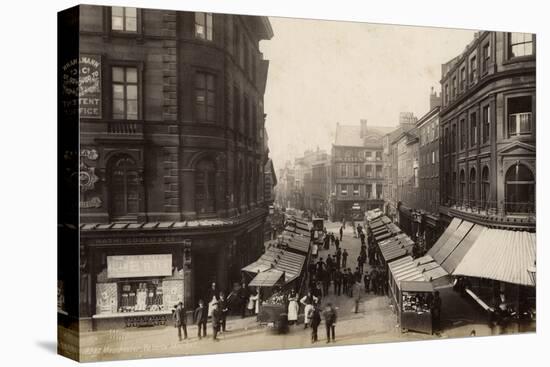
[181,169,196,219]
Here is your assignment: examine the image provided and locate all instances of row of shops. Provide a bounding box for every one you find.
[367,211,536,334]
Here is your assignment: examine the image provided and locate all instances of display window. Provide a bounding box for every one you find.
[402,292,432,314]
[118,279,164,313]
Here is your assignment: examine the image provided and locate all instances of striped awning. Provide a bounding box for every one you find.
[242,245,306,284]
[453,228,536,286]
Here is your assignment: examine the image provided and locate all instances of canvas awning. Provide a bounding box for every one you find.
[279,232,310,254]
[453,228,536,286]
[428,217,462,257]
[432,220,474,265]
[241,246,306,284]
[248,269,285,287]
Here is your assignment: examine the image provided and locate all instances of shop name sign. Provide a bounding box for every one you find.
[79,54,102,118]
[107,254,172,278]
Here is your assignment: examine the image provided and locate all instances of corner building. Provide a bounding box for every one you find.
[77,5,273,329]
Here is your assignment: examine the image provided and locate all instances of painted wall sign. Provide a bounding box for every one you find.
[79,54,102,118]
[107,254,173,278]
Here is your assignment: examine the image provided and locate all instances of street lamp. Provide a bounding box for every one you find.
[527,260,536,286]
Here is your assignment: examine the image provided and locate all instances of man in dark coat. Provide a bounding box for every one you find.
[193,299,208,339]
[333,268,342,296]
[339,226,343,241]
[335,248,342,269]
[334,237,340,251]
[173,301,187,341]
[323,303,337,343]
[211,301,221,341]
[342,249,349,268]
[218,292,229,332]
[310,302,322,343]
[363,271,371,294]
[238,282,249,318]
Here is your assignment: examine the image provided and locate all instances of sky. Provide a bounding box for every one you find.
[260,17,476,171]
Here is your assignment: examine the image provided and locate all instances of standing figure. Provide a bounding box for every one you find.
[300,291,318,329]
[323,303,337,343]
[363,271,371,294]
[333,268,342,296]
[238,282,249,318]
[342,249,349,268]
[207,282,219,317]
[218,292,228,332]
[211,301,221,341]
[173,301,187,341]
[193,299,208,339]
[339,226,344,241]
[310,302,322,343]
[247,288,259,316]
[287,290,299,325]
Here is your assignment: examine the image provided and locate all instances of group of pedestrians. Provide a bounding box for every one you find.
[172,281,264,343]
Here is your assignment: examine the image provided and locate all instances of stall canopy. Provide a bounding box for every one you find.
[427,217,462,257]
[279,231,311,254]
[389,255,450,290]
[242,245,306,284]
[413,255,451,288]
[453,228,536,287]
[379,235,415,263]
[431,220,474,265]
[248,269,285,287]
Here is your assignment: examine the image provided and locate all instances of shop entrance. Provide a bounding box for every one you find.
[193,249,218,304]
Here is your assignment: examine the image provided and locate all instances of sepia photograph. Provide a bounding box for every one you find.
[57,3,536,362]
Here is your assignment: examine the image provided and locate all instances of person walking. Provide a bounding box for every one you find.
[363,271,371,294]
[287,290,299,325]
[342,249,348,268]
[333,268,342,296]
[360,232,366,246]
[173,301,187,341]
[334,237,340,251]
[218,292,228,332]
[310,302,322,343]
[335,248,342,269]
[323,303,337,343]
[339,226,343,241]
[207,282,219,317]
[211,301,221,341]
[300,291,318,329]
[357,255,365,274]
[353,280,362,313]
[193,299,208,339]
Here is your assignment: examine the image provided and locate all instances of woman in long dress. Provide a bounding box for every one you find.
[287,290,299,325]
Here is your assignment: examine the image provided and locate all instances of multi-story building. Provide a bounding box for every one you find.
[310,158,331,216]
[439,31,535,227]
[438,31,535,314]
[414,90,442,248]
[295,148,330,212]
[331,120,393,221]
[382,116,416,220]
[276,161,296,209]
[75,5,274,329]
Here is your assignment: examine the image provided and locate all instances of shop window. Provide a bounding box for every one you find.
[505,164,535,213]
[508,33,534,58]
[469,168,476,205]
[481,166,490,209]
[112,66,138,120]
[482,105,491,143]
[508,96,532,136]
[119,280,163,313]
[108,155,139,220]
[195,72,216,123]
[195,12,213,41]
[195,159,216,214]
[111,6,137,32]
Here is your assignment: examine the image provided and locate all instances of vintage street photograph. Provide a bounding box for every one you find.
[58,4,536,362]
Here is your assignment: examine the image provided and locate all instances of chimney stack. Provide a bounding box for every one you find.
[360,119,367,138]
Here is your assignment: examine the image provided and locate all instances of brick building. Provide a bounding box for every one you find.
[74,5,274,329]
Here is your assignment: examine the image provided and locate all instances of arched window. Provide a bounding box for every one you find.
[505,164,535,213]
[459,169,466,204]
[481,166,490,209]
[469,167,476,206]
[195,159,216,214]
[109,155,139,219]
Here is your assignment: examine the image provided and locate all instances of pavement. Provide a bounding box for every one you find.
[72,219,533,362]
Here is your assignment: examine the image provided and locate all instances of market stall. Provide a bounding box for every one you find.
[387,257,436,334]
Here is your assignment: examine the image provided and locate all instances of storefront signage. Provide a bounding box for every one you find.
[79,54,102,118]
[88,236,190,245]
[107,254,173,279]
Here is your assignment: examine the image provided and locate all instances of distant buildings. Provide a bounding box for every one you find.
[331,120,394,221]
